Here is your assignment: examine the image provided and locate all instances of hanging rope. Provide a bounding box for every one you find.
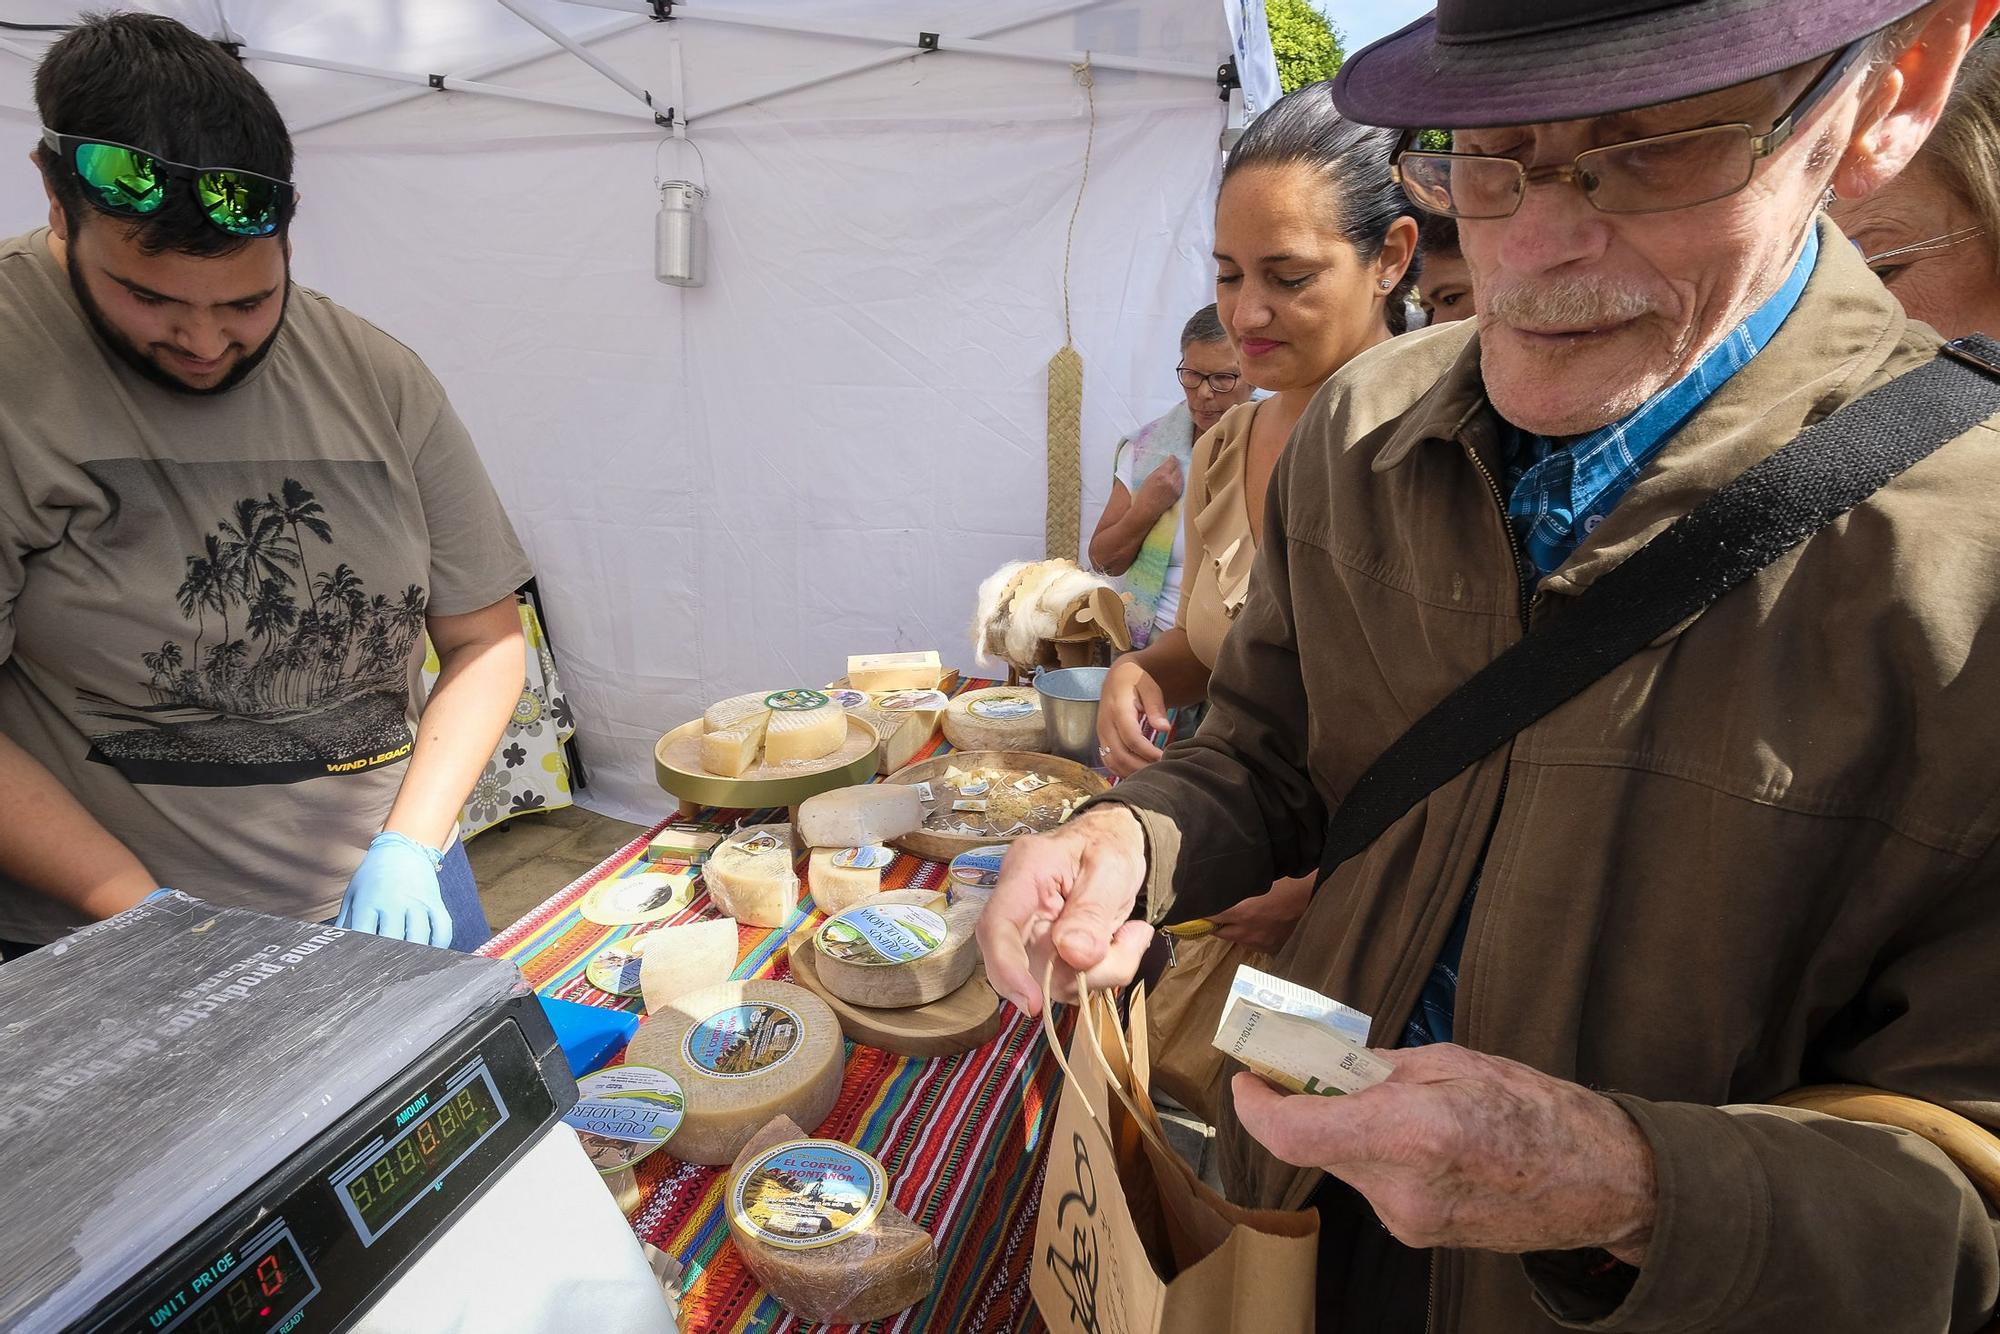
[1045,57,1096,562]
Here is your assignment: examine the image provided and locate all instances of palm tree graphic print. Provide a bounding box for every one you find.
[81,471,429,786]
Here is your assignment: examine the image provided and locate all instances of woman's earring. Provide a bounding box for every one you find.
[1378,278,1392,290]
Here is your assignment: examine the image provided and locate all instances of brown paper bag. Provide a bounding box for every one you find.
[1144,935,1267,1124]
[1031,988,1318,1334]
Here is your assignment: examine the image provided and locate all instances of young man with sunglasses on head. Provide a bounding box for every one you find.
[0,14,533,953]
[984,0,2000,1329]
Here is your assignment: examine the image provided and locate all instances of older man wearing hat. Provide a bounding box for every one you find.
[981,0,2000,1329]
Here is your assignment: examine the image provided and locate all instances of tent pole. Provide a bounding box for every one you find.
[559,0,1218,83]
[284,16,652,137]
[492,0,664,121]
[239,48,660,125]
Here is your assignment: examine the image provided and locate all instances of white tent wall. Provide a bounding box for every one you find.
[0,2,1263,824]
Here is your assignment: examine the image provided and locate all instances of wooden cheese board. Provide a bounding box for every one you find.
[787,936,1005,1059]
[884,750,1108,863]
[654,714,881,810]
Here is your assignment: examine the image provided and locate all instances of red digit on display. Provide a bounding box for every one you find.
[258,1253,283,1298]
[416,1120,438,1155]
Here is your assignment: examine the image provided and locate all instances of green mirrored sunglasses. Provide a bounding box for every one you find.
[41,128,293,237]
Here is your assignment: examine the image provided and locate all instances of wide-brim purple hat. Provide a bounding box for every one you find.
[1330,0,1932,129]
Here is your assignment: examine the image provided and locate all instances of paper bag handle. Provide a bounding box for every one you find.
[1038,958,1176,1162]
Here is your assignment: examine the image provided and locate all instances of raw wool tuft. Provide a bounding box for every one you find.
[969,557,1124,677]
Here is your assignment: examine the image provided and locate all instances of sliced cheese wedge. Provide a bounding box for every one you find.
[726,1114,936,1324]
[638,918,740,1011]
[797,783,924,850]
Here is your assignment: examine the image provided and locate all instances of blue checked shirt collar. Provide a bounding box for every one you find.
[1501,225,1821,579]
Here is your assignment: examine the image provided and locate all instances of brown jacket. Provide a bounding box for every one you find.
[1106,224,2000,1332]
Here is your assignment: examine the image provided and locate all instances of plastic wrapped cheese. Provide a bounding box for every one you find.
[810,887,983,1009]
[626,981,846,1166]
[638,918,740,1010]
[808,846,893,916]
[703,824,800,928]
[726,1115,936,1324]
[797,784,924,849]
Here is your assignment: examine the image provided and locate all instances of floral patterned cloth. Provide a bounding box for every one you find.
[422,595,577,841]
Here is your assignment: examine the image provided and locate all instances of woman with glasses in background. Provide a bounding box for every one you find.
[1832,38,1998,338]
[1094,81,1418,951]
[1087,305,1251,648]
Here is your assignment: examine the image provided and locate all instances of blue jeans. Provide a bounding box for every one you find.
[438,839,493,953]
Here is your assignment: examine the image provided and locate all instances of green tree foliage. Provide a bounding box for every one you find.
[1266,0,1345,94]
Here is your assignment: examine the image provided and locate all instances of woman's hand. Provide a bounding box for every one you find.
[1097,655,1168,776]
[1207,874,1315,952]
[1135,457,1185,513]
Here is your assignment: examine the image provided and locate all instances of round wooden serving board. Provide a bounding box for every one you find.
[654,714,881,809]
[787,936,1005,1059]
[884,749,1109,863]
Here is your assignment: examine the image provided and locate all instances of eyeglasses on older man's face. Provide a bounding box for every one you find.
[1393,38,1867,219]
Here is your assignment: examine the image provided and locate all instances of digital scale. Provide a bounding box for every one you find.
[0,893,677,1333]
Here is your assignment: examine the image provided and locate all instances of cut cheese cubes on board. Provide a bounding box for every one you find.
[703,824,801,928]
[698,689,848,777]
[811,887,985,1010]
[727,1114,937,1323]
[626,980,846,1165]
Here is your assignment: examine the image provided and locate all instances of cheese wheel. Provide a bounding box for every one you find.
[696,689,848,776]
[797,784,924,850]
[846,651,942,692]
[762,690,847,765]
[626,980,847,1165]
[807,846,893,916]
[943,687,1045,751]
[726,1115,936,1324]
[638,918,741,1010]
[703,824,800,928]
[811,887,983,1009]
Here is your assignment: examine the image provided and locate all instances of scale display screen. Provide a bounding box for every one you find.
[148,1225,318,1334]
[329,1058,510,1247]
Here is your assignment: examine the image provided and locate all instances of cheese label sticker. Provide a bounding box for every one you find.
[579,1065,686,1102]
[827,689,869,710]
[1012,774,1053,793]
[831,845,895,871]
[731,1139,887,1251]
[914,781,936,803]
[958,776,993,797]
[732,830,784,856]
[764,689,832,713]
[873,688,949,712]
[585,946,646,996]
[968,694,1038,721]
[581,870,695,926]
[567,1071,686,1172]
[952,798,989,813]
[684,1002,803,1078]
[814,903,948,967]
[948,845,1008,889]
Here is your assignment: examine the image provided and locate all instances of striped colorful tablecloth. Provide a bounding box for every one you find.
[478,679,1067,1333]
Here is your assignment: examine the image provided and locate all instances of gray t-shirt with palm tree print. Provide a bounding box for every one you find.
[0,230,532,943]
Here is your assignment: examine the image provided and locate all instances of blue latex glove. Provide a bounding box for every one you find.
[336,832,453,947]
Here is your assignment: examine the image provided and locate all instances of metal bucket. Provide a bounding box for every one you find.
[1035,667,1108,767]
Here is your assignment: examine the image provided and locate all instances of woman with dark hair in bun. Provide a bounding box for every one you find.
[1096,82,1418,950]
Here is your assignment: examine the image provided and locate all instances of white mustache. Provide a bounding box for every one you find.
[1484,279,1655,330]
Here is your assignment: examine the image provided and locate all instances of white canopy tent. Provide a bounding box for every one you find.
[0,1,1277,821]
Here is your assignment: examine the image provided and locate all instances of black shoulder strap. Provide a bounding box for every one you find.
[1316,334,2000,889]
